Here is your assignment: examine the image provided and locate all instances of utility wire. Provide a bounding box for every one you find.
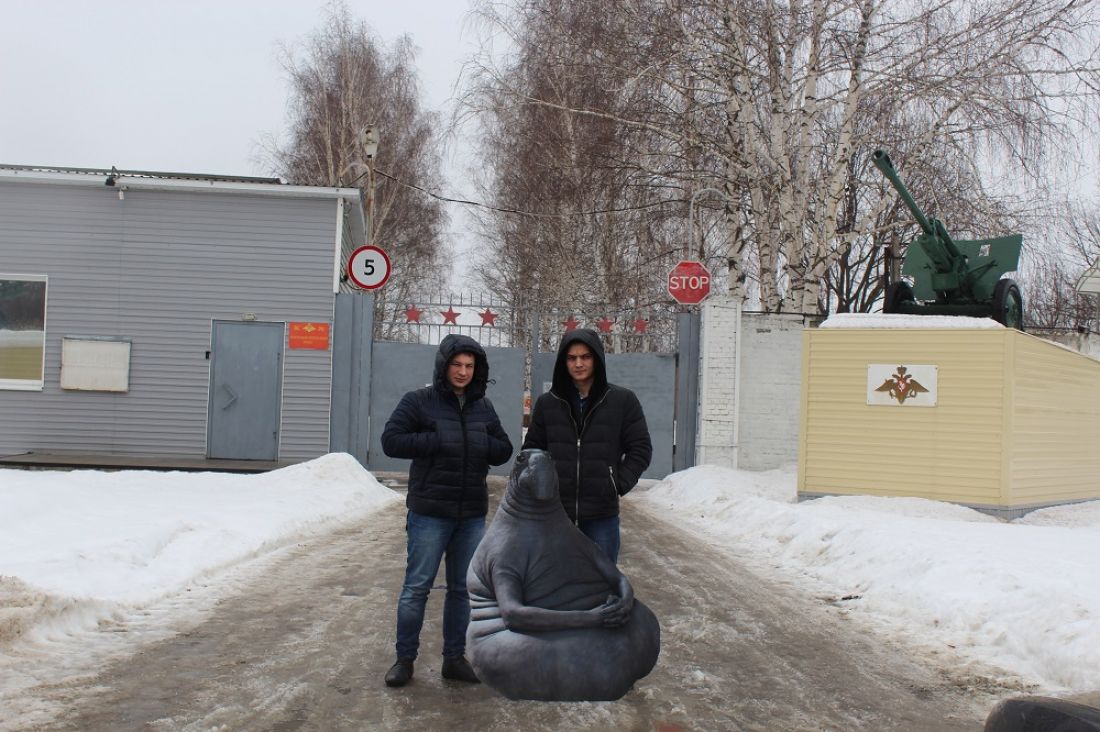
[371,167,685,218]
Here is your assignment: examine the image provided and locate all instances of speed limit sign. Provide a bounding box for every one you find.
[347,245,391,290]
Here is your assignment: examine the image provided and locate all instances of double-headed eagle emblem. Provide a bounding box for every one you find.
[874,365,928,404]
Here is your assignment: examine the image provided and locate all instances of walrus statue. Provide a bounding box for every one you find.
[466,448,660,701]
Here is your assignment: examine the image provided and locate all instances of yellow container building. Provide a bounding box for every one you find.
[798,325,1100,515]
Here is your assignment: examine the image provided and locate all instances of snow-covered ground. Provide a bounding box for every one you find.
[0,454,400,647]
[2,453,1099,697]
[633,465,1100,694]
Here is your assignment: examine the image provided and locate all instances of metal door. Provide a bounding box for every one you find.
[531,352,676,479]
[367,342,526,475]
[207,320,284,460]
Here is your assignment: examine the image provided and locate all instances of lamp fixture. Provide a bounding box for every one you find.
[360,127,379,159]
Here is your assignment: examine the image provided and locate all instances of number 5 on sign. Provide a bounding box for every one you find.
[348,245,392,290]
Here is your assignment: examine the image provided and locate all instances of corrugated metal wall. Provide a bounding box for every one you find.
[799,329,1008,505]
[801,327,1100,510]
[1009,334,1100,504]
[0,180,339,459]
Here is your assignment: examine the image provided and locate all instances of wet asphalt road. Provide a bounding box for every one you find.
[6,478,1025,731]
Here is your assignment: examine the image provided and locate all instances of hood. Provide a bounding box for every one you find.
[434,334,489,400]
[551,328,607,398]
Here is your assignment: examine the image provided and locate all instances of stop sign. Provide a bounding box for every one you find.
[668,260,712,305]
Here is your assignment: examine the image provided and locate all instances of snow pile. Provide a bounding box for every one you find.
[820,313,1004,329]
[0,453,400,644]
[636,465,1100,692]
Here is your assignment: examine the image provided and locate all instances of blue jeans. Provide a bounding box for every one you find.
[395,511,485,660]
[578,515,620,564]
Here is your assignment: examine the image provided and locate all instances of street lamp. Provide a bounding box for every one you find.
[360,127,380,246]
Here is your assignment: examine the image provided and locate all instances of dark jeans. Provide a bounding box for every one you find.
[395,510,485,660]
[578,515,621,564]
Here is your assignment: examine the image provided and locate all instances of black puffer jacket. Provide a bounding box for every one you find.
[381,334,513,519]
[522,329,652,523]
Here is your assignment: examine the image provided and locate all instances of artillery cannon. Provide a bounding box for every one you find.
[873,149,1024,329]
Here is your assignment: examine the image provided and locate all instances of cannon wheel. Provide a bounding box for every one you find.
[992,278,1024,330]
[883,281,915,314]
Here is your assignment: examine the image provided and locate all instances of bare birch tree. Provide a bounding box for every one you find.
[465,0,1100,314]
[273,2,449,330]
[461,0,686,350]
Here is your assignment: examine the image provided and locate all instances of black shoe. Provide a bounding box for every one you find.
[441,655,480,683]
[385,657,414,687]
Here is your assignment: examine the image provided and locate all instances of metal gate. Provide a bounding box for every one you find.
[330,293,699,479]
[364,341,525,475]
[207,320,284,460]
[532,352,676,479]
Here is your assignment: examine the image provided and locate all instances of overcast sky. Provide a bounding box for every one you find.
[0,0,476,177]
[0,0,487,285]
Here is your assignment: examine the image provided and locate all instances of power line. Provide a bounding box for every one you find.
[372,167,684,218]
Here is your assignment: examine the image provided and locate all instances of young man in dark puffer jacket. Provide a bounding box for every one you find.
[380,334,513,688]
[522,328,652,564]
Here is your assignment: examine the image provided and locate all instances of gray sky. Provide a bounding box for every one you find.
[0,0,485,285]
[0,0,476,177]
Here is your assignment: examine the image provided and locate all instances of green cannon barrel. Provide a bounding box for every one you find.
[872,149,933,235]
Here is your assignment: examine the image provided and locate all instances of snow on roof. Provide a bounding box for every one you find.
[820,313,1005,329]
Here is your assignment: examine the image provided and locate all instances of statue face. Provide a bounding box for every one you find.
[514,449,558,503]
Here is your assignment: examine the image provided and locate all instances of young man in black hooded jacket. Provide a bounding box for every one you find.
[522,328,652,564]
[380,334,513,688]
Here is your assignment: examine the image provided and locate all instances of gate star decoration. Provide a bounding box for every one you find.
[441,306,462,325]
[479,309,498,326]
[404,306,423,323]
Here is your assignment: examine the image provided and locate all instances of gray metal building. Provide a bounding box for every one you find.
[0,165,367,462]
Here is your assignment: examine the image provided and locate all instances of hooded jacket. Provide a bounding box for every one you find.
[381,334,513,519]
[521,329,652,523]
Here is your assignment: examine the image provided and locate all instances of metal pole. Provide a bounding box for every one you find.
[688,187,727,261]
[367,160,376,247]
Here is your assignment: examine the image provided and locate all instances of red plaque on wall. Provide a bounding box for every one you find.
[288,322,330,350]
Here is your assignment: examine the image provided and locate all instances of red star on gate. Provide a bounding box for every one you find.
[404,306,423,323]
[597,316,614,333]
[633,317,649,333]
[440,306,461,325]
[563,315,580,330]
[479,308,498,326]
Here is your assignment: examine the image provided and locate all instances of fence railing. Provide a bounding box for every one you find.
[375,292,681,354]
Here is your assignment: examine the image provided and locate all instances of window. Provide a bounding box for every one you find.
[0,275,47,390]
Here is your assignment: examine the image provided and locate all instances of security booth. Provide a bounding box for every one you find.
[0,164,367,464]
[799,316,1100,516]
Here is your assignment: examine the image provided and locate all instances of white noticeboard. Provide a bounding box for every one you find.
[61,338,132,392]
[866,364,938,407]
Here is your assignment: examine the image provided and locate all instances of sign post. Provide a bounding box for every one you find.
[347,245,391,290]
[668,260,712,305]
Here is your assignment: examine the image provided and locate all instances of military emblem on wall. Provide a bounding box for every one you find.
[867,364,938,407]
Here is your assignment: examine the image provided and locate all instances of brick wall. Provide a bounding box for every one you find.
[737,313,814,470]
[697,296,741,467]
[696,299,817,470]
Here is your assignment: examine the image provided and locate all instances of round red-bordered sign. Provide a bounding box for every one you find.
[347,245,392,290]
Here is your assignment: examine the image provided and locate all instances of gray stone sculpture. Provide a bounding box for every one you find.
[466,448,661,701]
